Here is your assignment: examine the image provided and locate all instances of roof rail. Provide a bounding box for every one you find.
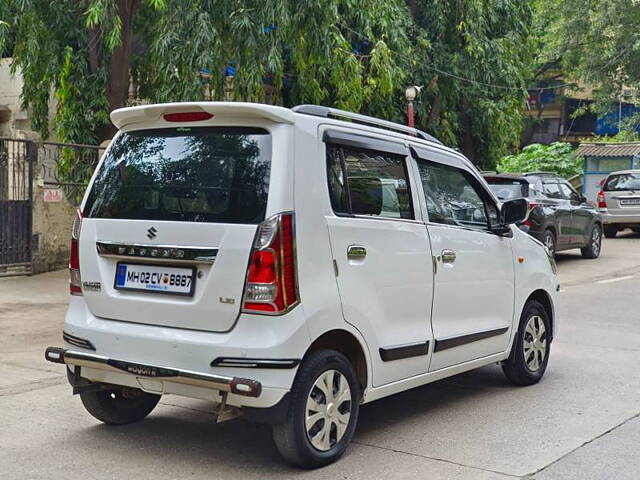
[524,171,559,177]
[292,104,443,145]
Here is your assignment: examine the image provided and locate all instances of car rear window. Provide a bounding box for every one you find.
[83,127,271,224]
[604,173,640,191]
[484,178,529,200]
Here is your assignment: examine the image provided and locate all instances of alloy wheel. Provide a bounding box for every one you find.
[544,232,555,255]
[305,369,352,451]
[591,226,601,256]
[523,315,547,372]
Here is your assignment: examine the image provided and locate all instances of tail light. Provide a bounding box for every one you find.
[69,209,83,296]
[597,191,607,209]
[163,112,213,122]
[242,212,299,314]
[521,201,538,228]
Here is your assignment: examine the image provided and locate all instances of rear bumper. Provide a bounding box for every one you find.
[60,296,308,407]
[45,346,262,397]
[599,211,640,225]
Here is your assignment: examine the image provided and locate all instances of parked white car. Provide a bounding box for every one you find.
[597,169,640,237]
[46,102,559,468]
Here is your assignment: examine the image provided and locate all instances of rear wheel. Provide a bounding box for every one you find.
[80,386,160,425]
[542,229,556,255]
[603,224,618,238]
[581,224,602,259]
[502,300,551,386]
[273,350,360,469]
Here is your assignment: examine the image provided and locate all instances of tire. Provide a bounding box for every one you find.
[581,223,602,259]
[502,300,551,386]
[80,385,160,425]
[542,229,556,255]
[603,224,618,238]
[273,350,360,469]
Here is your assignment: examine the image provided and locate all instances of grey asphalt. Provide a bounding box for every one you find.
[1,231,639,479]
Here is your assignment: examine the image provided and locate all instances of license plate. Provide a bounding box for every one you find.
[114,263,196,296]
[620,198,640,205]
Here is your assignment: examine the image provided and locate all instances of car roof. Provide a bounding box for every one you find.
[482,173,535,182]
[606,169,640,176]
[110,101,469,168]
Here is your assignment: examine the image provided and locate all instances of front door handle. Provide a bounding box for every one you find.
[441,249,456,264]
[347,245,367,259]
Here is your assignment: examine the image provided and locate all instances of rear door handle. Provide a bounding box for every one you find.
[441,249,456,264]
[347,245,367,259]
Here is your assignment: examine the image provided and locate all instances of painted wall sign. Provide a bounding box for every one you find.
[43,189,63,203]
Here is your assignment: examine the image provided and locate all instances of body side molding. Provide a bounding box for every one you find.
[434,327,509,353]
[379,341,430,362]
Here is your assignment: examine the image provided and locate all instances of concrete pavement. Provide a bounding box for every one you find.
[1,232,639,479]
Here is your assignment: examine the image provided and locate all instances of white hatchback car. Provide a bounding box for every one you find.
[46,102,559,468]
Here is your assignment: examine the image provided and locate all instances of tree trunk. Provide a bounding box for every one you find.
[459,96,475,163]
[405,0,418,18]
[100,0,140,141]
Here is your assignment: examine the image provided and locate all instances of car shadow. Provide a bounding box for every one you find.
[67,365,513,474]
[613,229,640,239]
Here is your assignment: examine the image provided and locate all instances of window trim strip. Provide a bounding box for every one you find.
[323,129,407,156]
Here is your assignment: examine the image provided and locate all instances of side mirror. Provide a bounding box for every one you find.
[501,198,528,225]
[580,195,587,204]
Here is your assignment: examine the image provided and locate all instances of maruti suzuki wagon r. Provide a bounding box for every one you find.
[46,102,559,468]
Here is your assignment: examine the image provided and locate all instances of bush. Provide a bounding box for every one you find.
[497,142,582,178]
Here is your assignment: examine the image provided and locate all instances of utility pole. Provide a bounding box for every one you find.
[405,86,422,129]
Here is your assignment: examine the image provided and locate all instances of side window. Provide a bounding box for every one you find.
[543,183,563,199]
[417,160,495,230]
[530,179,545,198]
[326,143,413,219]
[560,183,580,202]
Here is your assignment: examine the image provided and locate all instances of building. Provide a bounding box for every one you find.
[576,142,640,203]
[523,78,638,146]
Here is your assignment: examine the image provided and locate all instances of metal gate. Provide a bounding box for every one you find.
[0,138,34,275]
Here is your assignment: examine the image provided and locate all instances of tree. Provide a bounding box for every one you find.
[1,0,535,168]
[540,0,640,129]
[497,142,582,178]
[407,0,534,165]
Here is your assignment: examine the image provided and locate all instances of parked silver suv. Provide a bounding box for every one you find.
[598,170,640,238]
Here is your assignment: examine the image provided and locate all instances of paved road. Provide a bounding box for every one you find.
[1,232,639,479]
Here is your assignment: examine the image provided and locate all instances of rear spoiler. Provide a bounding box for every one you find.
[110,102,295,129]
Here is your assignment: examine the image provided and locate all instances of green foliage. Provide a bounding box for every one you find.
[1,0,533,167]
[539,0,640,128]
[497,142,583,178]
[55,47,110,144]
[586,131,640,144]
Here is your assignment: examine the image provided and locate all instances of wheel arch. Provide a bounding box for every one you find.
[304,329,368,395]
[543,224,557,238]
[525,289,555,342]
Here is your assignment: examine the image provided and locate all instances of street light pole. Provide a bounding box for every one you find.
[405,86,422,129]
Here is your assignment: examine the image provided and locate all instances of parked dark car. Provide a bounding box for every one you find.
[482,172,603,258]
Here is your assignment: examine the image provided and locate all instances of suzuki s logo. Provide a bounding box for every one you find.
[147,226,158,239]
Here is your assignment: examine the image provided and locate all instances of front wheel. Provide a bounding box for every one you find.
[542,229,556,256]
[502,300,551,386]
[80,386,160,425]
[273,350,360,469]
[581,224,602,259]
